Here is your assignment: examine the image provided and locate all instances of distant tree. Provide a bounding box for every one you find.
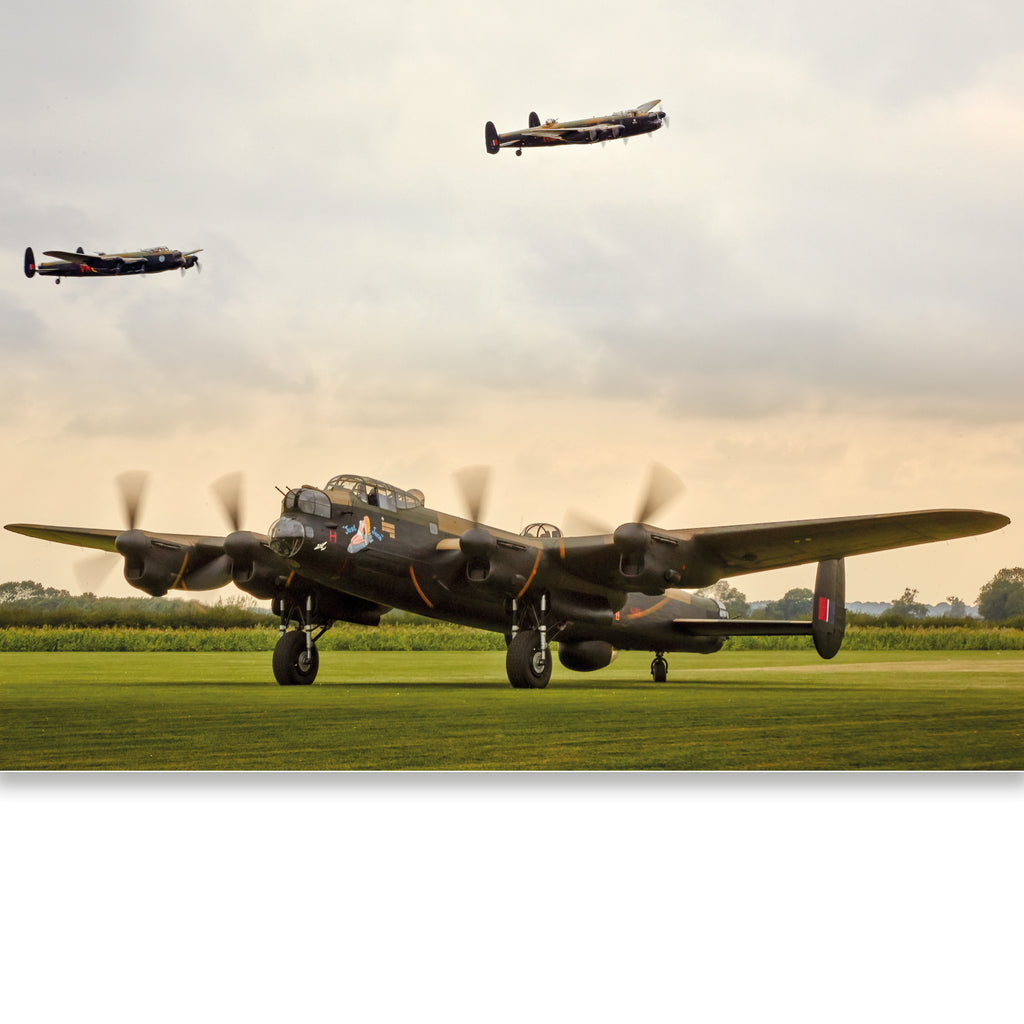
[976,568,1024,621]
[0,580,71,603]
[890,587,928,618]
[698,580,749,618]
[945,595,967,618]
[759,587,814,619]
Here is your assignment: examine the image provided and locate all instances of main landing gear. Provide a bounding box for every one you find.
[505,594,553,688]
[273,594,330,685]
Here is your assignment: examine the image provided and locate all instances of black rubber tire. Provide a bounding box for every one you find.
[273,630,319,685]
[506,629,552,689]
[651,656,668,683]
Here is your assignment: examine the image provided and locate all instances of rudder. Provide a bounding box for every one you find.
[485,121,500,154]
[812,558,846,659]
[24,247,35,278]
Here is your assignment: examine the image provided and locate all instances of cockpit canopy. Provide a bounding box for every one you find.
[325,474,425,512]
[521,522,562,539]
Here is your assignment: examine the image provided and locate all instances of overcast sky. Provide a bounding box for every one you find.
[2,0,1022,603]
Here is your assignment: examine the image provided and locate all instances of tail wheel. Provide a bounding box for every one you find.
[651,654,668,683]
[273,629,319,685]
[506,629,551,689]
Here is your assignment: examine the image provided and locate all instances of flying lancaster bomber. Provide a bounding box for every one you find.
[485,99,667,156]
[24,245,202,283]
[4,466,1009,688]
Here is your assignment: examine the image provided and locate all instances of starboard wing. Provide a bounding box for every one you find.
[545,509,1009,593]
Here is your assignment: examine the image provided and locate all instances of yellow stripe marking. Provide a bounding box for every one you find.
[172,553,190,590]
[409,566,434,608]
[626,596,671,620]
[516,550,543,599]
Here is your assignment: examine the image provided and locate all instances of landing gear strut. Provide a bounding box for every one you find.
[506,594,553,688]
[650,652,668,683]
[272,593,330,685]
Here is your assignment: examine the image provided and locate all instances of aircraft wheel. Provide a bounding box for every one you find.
[506,630,551,689]
[651,655,668,683]
[273,630,319,685]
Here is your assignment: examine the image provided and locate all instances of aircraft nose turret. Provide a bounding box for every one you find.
[268,516,306,558]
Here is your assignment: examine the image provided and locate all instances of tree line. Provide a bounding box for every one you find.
[699,567,1024,625]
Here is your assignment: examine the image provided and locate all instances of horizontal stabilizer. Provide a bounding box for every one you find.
[672,558,847,659]
[672,618,812,637]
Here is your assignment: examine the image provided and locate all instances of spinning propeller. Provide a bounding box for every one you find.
[211,471,244,532]
[74,470,150,592]
[564,461,685,536]
[73,470,245,593]
[453,464,491,526]
[180,250,202,276]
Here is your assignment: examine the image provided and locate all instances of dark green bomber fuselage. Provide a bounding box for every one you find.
[264,478,726,655]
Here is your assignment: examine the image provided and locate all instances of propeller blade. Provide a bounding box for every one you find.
[635,462,685,524]
[117,470,148,531]
[74,551,118,594]
[453,465,490,524]
[211,471,244,532]
[563,508,612,537]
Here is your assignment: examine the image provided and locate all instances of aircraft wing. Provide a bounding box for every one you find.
[520,128,572,139]
[688,509,1009,576]
[5,523,236,552]
[3,523,257,593]
[521,126,571,133]
[548,509,1009,592]
[43,251,109,267]
[6,524,122,552]
[42,251,146,268]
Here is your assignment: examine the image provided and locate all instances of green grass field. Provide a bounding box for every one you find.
[1,649,1021,770]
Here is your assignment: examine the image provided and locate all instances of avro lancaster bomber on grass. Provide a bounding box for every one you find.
[5,466,1008,688]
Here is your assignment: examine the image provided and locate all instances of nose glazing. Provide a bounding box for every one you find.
[268,516,305,558]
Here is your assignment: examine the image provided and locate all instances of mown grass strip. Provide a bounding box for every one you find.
[2,650,1021,770]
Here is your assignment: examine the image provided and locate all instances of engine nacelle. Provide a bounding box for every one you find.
[115,530,232,597]
[558,640,615,672]
[460,528,537,595]
[224,530,294,600]
[612,523,697,594]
